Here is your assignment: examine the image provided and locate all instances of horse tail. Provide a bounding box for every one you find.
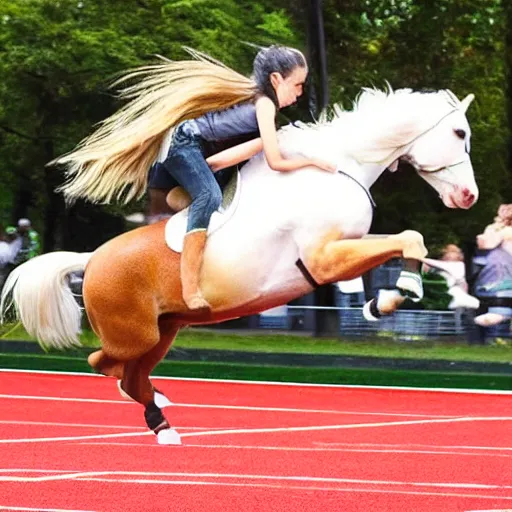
[0,251,93,350]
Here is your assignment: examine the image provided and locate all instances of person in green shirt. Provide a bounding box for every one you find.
[6,218,41,265]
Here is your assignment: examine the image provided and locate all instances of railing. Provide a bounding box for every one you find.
[258,305,470,340]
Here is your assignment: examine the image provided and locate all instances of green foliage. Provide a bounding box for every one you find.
[322,0,508,246]
[0,0,298,248]
[0,0,508,252]
[420,272,452,311]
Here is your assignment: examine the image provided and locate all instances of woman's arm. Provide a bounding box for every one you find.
[255,96,335,173]
[206,138,263,172]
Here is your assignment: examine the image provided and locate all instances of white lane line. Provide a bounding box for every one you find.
[0,393,458,417]
[0,478,510,502]
[0,507,96,512]
[0,420,236,431]
[0,470,76,474]
[2,368,512,395]
[73,441,512,458]
[171,443,512,458]
[0,394,128,405]
[0,420,146,430]
[0,430,153,444]
[64,478,512,502]
[0,470,511,491]
[56,478,512,501]
[173,403,456,418]
[179,416,512,439]
[314,442,512,452]
[1,416,511,445]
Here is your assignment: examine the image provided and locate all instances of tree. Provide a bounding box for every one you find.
[0,0,300,250]
[0,0,508,254]
[320,0,509,249]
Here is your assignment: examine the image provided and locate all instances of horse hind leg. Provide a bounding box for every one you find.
[88,350,125,380]
[88,349,171,409]
[88,303,180,443]
[120,325,181,445]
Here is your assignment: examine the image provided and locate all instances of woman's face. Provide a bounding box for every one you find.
[442,245,464,261]
[271,66,308,108]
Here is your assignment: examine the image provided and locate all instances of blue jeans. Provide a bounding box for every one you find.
[160,121,222,232]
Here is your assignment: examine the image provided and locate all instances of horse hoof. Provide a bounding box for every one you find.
[362,299,380,322]
[154,390,173,408]
[157,428,182,445]
[396,271,423,302]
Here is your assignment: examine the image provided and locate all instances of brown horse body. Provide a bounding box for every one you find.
[83,221,427,437]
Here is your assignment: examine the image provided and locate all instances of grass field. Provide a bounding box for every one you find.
[1,322,511,363]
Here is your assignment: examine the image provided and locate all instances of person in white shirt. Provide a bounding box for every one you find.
[423,244,480,310]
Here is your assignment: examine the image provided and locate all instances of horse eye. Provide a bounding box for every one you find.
[454,128,466,140]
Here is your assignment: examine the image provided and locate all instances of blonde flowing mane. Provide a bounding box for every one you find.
[53,50,257,204]
[277,87,464,165]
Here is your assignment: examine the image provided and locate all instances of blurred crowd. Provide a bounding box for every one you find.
[424,203,512,340]
[1,207,511,343]
[0,218,40,289]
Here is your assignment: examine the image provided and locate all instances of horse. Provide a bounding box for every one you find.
[1,87,479,445]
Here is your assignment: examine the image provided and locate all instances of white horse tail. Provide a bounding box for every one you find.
[0,251,93,350]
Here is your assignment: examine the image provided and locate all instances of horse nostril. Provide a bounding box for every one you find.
[464,191,475,206]
[461,188,474,201]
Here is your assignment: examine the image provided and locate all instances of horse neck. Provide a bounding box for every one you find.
[277,121,408,190]
[345,161,389,189]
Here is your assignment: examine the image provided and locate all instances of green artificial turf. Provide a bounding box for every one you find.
[1,353,510,391]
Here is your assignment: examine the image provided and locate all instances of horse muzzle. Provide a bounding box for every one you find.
[441,185,478,209]
[418,162,479,210]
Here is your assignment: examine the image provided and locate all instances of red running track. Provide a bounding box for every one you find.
[0,369,511,512]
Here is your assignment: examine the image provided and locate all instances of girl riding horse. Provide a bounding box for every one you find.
[6,86,479,444]
[54,46,335,310]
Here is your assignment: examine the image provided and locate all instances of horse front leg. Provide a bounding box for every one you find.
[303,230,427,318]
[360,235,427,320]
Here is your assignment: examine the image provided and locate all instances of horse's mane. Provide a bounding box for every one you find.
[277,87,463,165]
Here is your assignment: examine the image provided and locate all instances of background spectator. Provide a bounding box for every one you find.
[6,218,41,266]
[0,225,23,290]
[471,204,512,328]
[423,244,479,310]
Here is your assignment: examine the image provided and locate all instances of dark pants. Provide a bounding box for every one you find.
[152,122,222,232]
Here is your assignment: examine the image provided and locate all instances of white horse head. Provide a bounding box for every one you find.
[402,91,477,209]
[279,87,479,210]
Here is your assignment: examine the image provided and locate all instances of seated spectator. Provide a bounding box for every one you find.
[471,204,512,327]
[423,244,479,310]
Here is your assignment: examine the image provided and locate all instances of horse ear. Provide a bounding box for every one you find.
[460,93,475,113]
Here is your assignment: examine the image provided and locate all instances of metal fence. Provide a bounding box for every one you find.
[337,307,466,338]
[259,305,467,339]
